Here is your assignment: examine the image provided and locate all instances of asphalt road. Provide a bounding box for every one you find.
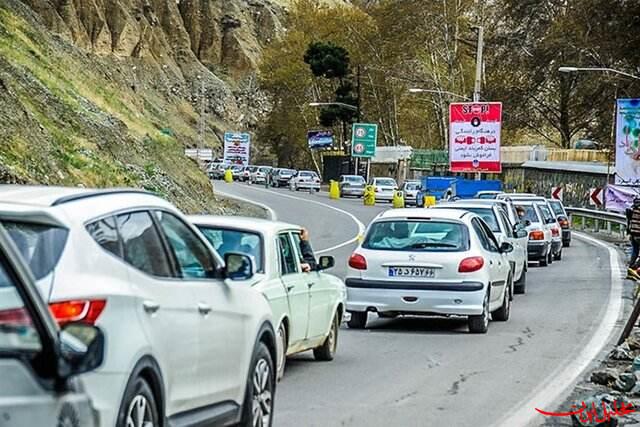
[216,182,622,427]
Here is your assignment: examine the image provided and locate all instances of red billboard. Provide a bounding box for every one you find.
[449,102,502,173]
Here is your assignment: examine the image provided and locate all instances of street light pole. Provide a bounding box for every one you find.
[558,66,640,81]
[473,25,484,103]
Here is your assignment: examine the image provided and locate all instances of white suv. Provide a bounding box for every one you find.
[346,208,513,333]
[0,186,277,427]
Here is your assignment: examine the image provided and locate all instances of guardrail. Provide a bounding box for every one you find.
[565,207,626,237]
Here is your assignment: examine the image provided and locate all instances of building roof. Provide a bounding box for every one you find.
[520,160,609,175]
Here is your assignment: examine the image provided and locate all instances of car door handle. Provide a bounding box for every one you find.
[198,303,212,316]
[143,300,160,314]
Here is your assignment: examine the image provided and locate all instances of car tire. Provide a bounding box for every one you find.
[240,342,275,427]
[563,240,571,248]
[468,291,489,334]
[347,311,367,329]
[493,276,511,322]
[539,254,548,267]
[547,251,554,265]
[313,312,339,361]
[276,323,287,381]
[116,377,159,427]
[555,249,563,261]
[514,266,526,294]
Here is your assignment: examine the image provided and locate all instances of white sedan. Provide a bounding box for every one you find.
[189,216,347,379]
[345,208,513,333]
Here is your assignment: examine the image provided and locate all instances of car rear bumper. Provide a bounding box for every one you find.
[527,241,549,259]
[296,182,320,190]
[341,187,365,196]
[345,278,486,316]
[375,193,394,201]
[562,229,571,243]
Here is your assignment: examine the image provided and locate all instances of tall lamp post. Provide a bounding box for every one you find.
[558,66,640,184]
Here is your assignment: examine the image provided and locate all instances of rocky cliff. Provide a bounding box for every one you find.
[0,0,286,212]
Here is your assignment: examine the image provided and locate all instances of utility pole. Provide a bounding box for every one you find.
[473,24,484,181]
[355,65,362,176]
[198,75,206,163]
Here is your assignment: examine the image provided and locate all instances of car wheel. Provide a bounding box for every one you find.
[547,250,554,265]
[276,323,287,381]
[514,266,526,294]
[116,377,159,427]
[493,276,512,322]
[313,311,339,361]
[240,343,274,427]
[555,249,563,261]
[347,311,367,329]
[539,253,548,267]
[563,240,571,248]
[468,291,489,334]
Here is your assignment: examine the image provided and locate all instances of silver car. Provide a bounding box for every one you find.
[402,180,422,206]
[371,177,398,203]
[339,175,366,197]
[0,225,105,427]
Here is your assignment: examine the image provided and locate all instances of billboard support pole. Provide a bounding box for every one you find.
[355,157,359,176]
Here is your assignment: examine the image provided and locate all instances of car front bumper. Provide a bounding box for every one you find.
[345,278,486,316]
[527,241,550,260]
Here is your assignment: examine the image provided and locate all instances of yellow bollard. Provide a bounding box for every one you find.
[224,168,233,183]
[363,185,376,206]
[392,190,405,208]
[424,195,436,207]
[329,180,340,200]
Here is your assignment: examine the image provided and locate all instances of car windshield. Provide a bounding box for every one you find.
[375,178,396,187]
[2,221,69,281]
[363,220,468,252]
[515,204,540,223]
[197,227,263,272]
[231,165,243,171]
[455,208,500,233]
[404,182,421,190]
[477,193,498,199]
[345,176,365,183]
[280,169,295,175]
[549,201,565,216]
[259,167,271,173]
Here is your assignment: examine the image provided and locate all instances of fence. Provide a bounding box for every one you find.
[565,207,626,237]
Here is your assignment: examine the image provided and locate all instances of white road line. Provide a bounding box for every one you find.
[214,186,278,221]
[497,232,625,427]
[221,184,365,254]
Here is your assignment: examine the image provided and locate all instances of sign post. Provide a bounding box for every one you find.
[449,103,502,174]
[551,187,563,201]
[590,188,604,207]
[352,123,378,182]
[223,132,251,165]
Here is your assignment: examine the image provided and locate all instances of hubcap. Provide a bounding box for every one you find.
[126,395,153,427]
[252,359,273,427]
[327,317,337,354]
[277,326,286,374]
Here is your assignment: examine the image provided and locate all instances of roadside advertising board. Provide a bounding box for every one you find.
[449,102,502,173]
[308,130,334,149]
[223,132,251,165]
[615,99,640,185]
[351,123,378,158]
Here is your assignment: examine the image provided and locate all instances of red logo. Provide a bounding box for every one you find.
[536,400,635,424]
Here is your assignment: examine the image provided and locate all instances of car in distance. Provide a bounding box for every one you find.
[273,168,297,188]
[537,201,564,261]
[252,166,273,184]
[0,224,104,427]
[514,201,554,266]
[190,216,347,380]
[339,175,366,198]
[0,186,277,427]
[290,170,321,192]
[434,201,528,294]
[345,208,514,333]
[402,180,422,206]
[370,177,398,203]
[241,165,258,182]
[547,198,571,247]
[230,164,245,181]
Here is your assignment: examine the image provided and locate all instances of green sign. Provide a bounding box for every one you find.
[351,123,378,158]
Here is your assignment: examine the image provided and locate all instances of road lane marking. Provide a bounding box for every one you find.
[220,184,365,254]
[214,186,278,220]
[497,232,624,427]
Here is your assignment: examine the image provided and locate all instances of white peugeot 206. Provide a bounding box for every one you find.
[345,208,514,333]
[189,216,347,380]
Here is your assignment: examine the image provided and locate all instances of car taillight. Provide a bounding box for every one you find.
[49,300,106,325]
[551,228,560,237]
[458,256,484,273]
[529,230,545,240]
[348,253,368,270]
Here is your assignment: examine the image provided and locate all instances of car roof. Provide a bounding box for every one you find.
[459,198,509,206]
[0,185,152,207]
[188,215,301,234]
[375,208,472,221]
[435,202,497,210]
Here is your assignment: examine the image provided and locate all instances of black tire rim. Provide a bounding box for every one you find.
[252,358,273,427]
[126,395,153,427]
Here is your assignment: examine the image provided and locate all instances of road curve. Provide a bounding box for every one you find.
[216,182,624,427]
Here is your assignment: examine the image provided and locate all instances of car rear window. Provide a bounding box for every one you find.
[404,182,421,190]
[197,227,263,273]
[345,176,365,183]
[375,178,396,187]
[456,208,500,233]
[515,205,540,223]
[3,221,69,281]
[549,201,565,216]
[363,220,468,252]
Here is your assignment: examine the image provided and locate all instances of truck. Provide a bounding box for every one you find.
[415,177,502,206]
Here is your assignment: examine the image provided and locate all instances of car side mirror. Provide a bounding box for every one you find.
[516,229,528,239]
[224,252,255,281]
[500,242,514,253]
[318,255,335,271]
[58,323,105,378]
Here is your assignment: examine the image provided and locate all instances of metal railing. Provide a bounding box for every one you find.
[565,207,626,237]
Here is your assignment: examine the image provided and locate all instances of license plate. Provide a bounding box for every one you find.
[388,267,435,278]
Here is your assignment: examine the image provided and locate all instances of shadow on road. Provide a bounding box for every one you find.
[349,315,470,335]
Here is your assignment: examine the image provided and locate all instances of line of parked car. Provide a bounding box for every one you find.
[208,162,321,192]
[0,186,345,427]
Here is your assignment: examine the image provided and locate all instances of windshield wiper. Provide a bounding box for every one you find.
[410,242,458,249]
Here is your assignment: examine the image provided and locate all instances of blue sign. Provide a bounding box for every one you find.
[308,130,334,149]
